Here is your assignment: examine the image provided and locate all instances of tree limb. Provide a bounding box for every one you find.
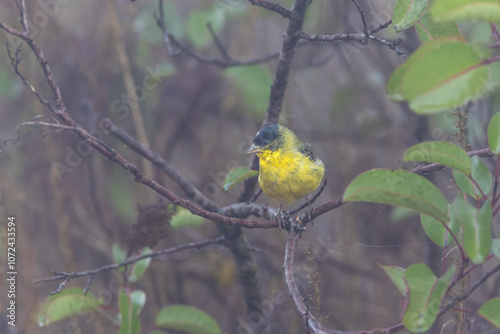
[34,236,225,294]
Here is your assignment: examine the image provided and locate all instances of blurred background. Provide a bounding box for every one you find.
[0,0,498,333]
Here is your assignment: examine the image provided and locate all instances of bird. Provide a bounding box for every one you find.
[246,124,325,215]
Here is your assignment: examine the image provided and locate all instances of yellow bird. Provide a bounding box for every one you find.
[246,124,325,207]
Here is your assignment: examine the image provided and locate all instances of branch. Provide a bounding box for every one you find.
[370,20,393,34]
[102,122,268,318]
[34,236,225,294]
[207,22,231,62]
[155,0,278,67]
[247,0,292,19]
[263,0,311,125]
[290,196,344,227]
[1,11,278,231]
[283,230,405,334]
[103,119,220,213]
[350,0,369,44]
[287,178,328,216]
[439,263,500,316]
[6,43,56,113]
[241,0,313,201]
[297,28,406,59]
[284,231,329,333]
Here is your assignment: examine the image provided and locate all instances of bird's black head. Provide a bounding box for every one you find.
[253,124,281,147]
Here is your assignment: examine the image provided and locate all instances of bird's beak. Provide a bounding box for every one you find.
[246,143,261,154]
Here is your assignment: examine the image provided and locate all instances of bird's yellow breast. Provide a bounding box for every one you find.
[257,148,324,203]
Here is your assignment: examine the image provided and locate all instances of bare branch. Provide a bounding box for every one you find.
[287,178,328,216]
[168,31,279,67]
[370,19,392,34]
[103,119,220,213]
[247,0,292,19]
[439,263,500,316]
[241,0,313,201]
[34,236,226,294]
[6,43,57,112]
[350,0,369,44]
[297,30,406,59]
[284,230,406,334]
[15,0,28,33]
[371,36,406,58]
[155,0,278,67]
[1,13,280,230]
[207,22,231,62]
[284,231,328,333]
[292,196,344,228]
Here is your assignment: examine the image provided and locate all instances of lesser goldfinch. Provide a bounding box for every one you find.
[246,124,325,206]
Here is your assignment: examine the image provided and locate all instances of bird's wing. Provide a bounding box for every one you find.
[298,142,316,161]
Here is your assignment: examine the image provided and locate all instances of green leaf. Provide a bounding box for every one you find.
[225,65,272,119]
[455,198,492,264]
[492,238,500,258]
[343,169,449,223]
[421,195,462,247]
[170,208,205,228]
[387,37,491,114]
[431,0,500,24]
[157,305,221,334]
[113,243,128,274]
[478,298,500,328]
[487,112,500,154]
[421,214,446,247]
[38,288,103,327]
[393,0,429,32]
[415,12,462,44]
[223,167,258,192]
[378,264,407,296]
[403,264,455,333]
[453,169,475,197]
[128,248,152,283]
[119,290,145,334]
[113,243,127,264]
[471,155,493,195]
[452,156,492,198]
[404,141,471,175]
[387,61,410,101]
[406,38,490,113]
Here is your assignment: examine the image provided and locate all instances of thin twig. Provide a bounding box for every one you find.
[370,20,392,34]
[283,230,405,334]
[293,197,344,227]
[247,0,292,19]
[284,231,329,333]
[155,0,278,67]
[350,0,369,44]
[297,31,406,59]
[207,22,231,62]
[170,32,279,67]
[155,0,178,56]
[490,23,500,49]
[15,0,28,34]
[439,263,500,316]
[35,236,226,294]
[287,178,328,216]
[7,44,56,112]
[103,119,220,213]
